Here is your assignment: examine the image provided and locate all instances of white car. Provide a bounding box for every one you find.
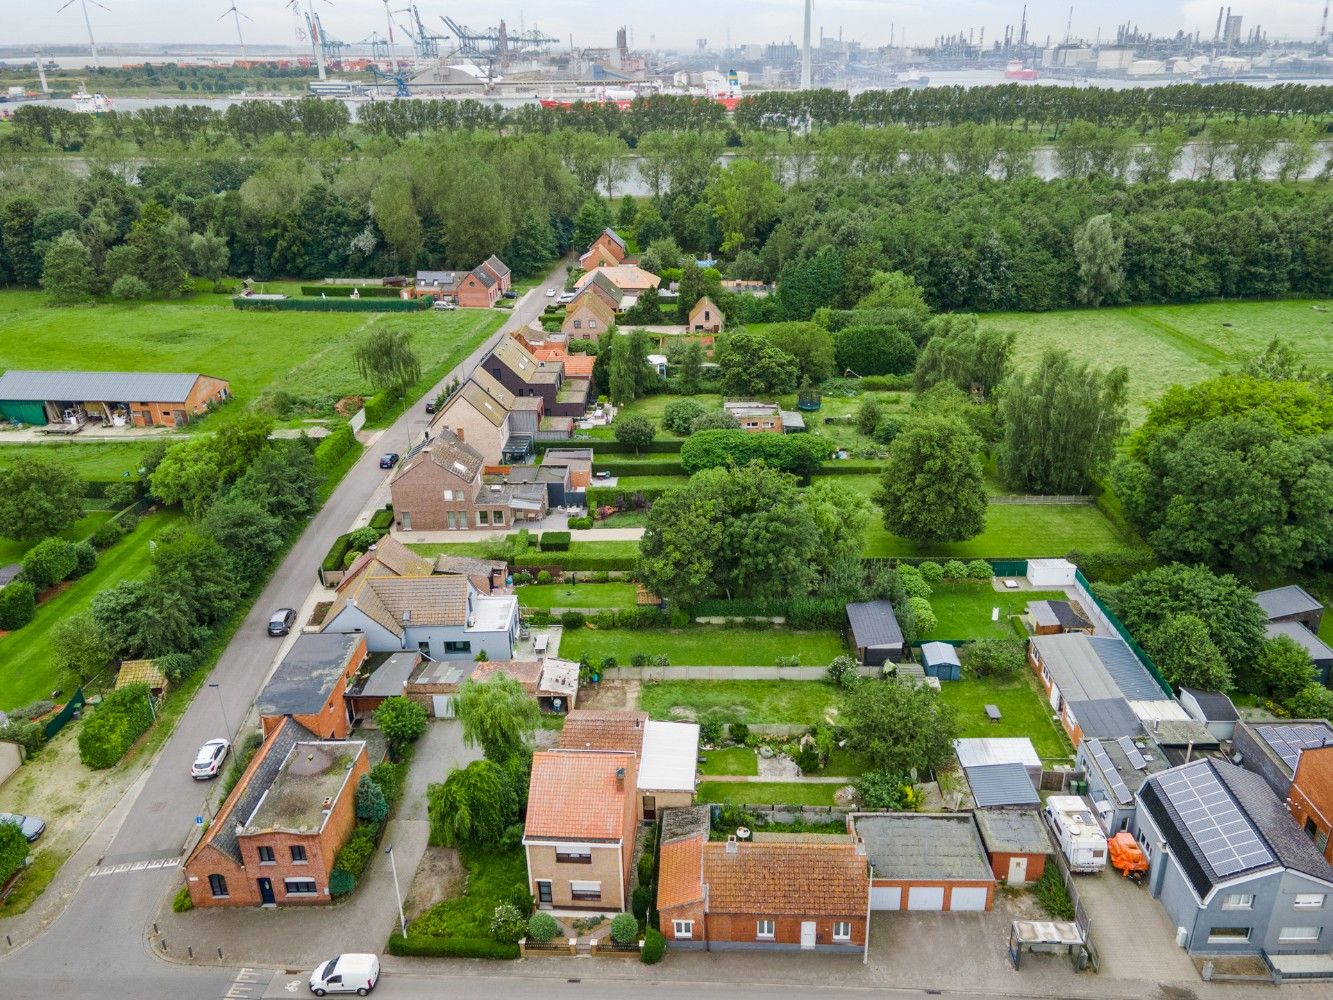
[310,954,379,996]
[545,288,557,297]
[556,292,575,305]
[191,738,230,780]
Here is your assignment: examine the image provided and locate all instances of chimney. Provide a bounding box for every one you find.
[615,767,626,789]
[725,835,738,854]
[322,796,334,810]
[455,427,463,441]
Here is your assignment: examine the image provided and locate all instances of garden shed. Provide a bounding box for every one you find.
[846,601,904,666]
[1025,558,1076,588]
[919,642,962,681]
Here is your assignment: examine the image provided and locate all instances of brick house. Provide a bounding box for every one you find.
[256,634,367,741]
[412,257,510,307]
[524,750,638,911]
[851,812,997,912]
[723,401,783,433]
[428,370,528,466]
[558,709,699,821]
[1290,745,1333,864]
[480,255,512,293]
[658,806,870,952]
[389,427,547,532]
[0,370,231,428]
[182,719,369,908]
[562,287,617,339]
[688,296,724,333]
[578,228,628,270]
[457,267,500,308]
[483,335,589,418]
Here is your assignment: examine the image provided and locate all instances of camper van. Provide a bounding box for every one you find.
[1043,795,1108,873]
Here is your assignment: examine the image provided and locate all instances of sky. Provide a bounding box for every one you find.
[7,1,1328,52]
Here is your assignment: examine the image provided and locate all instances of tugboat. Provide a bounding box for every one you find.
[1003,59,1039,81]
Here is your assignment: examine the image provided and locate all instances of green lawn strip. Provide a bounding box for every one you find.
[0,510,113,565]
[596,510,649,528]
[638,679,842,725]
[820,748,873,777]
[0,510,184,710]
[560,626,846,667]
[698,746,759,776]
[697,781,840,806]
[0,848,69,917]
[935,673,1072,760]
[515,582,637,609]
[0,440,157,481]
[920,584,1068,641]
[863,502,1134,559]
[411,846,527,938]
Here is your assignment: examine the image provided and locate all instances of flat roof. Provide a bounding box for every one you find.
[354,652,419,699]
[258,634,362,718]
[1179,687,1240,723]
[973,809,1052,856]
[242,740,364,836]
[852,813,994,882]
[638,720,700,793]
[469,594,517,632]
[954,738,1041,771]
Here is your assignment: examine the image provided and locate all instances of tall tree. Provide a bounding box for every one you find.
[912,315,1013,398]
[842,679,960,777]
[188,228,230,292]
[1144,614,1233,692]
[455,674,539,764]
[715,331,799,396]
[0,457,85,541]
[427,759,519,848]
[40,231,95,304]
[1073,214,1125,307]
[878,416,986,546]
[354,325,421,398]
[763,322,836,386]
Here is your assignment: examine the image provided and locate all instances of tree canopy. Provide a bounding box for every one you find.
[455,674,540,765]
[0,457,84,541]
[842,679,960,777]
[877,416,987,546]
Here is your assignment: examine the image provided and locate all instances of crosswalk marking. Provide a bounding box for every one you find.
[87,856,180,878]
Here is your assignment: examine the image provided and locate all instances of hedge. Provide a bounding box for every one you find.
[514,552,637,572]
[232,297,431,313]
[78,683,155,769]
[539,531,571,552]
[0,821,29,885]
[369,508,395,531]
[363,391,395,423]
[680,429,830,479]
[322,533,355,573]
[587,485,673,510]
[0,581,37,630]
[387,934,519,960]
[299,285,402,298]
[592,461,685,477]
[536,439,682,455]
[314,424,357,475]
[642,927,665,964]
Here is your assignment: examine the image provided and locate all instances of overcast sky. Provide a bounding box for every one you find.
[9,1,1327,51]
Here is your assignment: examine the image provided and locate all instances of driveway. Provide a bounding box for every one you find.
[400,720,483,822]
[1075,867,1199,983]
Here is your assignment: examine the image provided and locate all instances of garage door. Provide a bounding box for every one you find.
[907,886,945,910]
[950,887,988,911]
[870,886,901,910]
[431,695,455,718]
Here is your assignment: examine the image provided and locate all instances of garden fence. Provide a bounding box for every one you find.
[1043,811,1101,972]
[43,688,86,740]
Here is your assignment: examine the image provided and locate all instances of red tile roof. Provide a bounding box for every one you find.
[658,833,705,909]
[702,839,869,916]
[524,750,635,841]
[558,710,648,754]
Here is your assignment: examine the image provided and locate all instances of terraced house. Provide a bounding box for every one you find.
[428,369,538,466]
[483,334,591,419]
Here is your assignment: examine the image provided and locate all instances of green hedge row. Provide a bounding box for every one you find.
[232,297,431,313]
[587,486,672,510]
[515,552,637,571]
[369,508,395,531]
[592,461,685,477]
[387,934,518,960]
[536,439,682,455]
[78,683,155,770]
[298,285,402,298]
[539,531,571,552]
[314,424,356,475]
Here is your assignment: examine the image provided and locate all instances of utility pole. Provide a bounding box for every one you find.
[800,0,812,89]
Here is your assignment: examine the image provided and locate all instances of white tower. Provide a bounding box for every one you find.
[800,0,812,89]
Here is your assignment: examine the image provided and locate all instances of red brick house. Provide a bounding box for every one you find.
[1290,744,1333,864]
[658,807,870,952]
[182,719,369,908]
[256,633,368,741]
[479,255,512,293]
[411,256,510,307]
[578,228,628,270]
[457,267,501,308]
[483,334,590,418]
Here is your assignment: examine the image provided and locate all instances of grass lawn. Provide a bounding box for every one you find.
[616,394,724,435]
[698,746,759,776]
[698,781,840,806]
[820,748,874,777]
[921,584,1069,641]
[410,845,527,939]
[988,298,1333,423]
[0,289,503,426]
[597,510,649,528]
[0,510,183,710]
[0,440,157,481]
[639,679,842,725]
[863,502,1139,559]
[515,582,637,609]
[0,510,113,566]
[935,673,1072,760]
[559,626,846,667]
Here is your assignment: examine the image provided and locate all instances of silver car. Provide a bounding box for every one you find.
[0,811,45,842]
[191,738,230,780]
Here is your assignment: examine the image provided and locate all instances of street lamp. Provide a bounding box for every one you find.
[208,682,232,744]
[385,843,407,937]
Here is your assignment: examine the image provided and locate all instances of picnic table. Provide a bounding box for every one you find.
[985,704,1003,723]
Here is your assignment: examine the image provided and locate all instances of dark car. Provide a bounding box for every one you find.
[0,812,45,842]
[379,453,400,470]
[424,400,436,414]
[268,608,296,636]
[502,290,518,300]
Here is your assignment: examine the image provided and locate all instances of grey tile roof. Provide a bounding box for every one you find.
[257,634,362,718]
[1265,621,1333,662]
[470,265,497,288]
[966,762,1040,808]
[973,809,1051,856]
[852,813,994,882]
[0,370,210,403]
[484,254,511,277]
[602,228,627,252]
[415,270,462,290]
[1213,761,1333,885]
[1068,697,1141,739]
[205,718,309,864]
[846,601,903,650]
[1180,687,1240,723]
[1254,585,1323,621]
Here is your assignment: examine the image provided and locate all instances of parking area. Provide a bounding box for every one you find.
[1075,867,1199,983]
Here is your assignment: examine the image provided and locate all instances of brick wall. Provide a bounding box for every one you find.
[987,850,1047,884]
[1289,745,1333,864]
[458,274,499,308]
[704,912,865,947]
[527,843,627,910]
[660,898,707,943]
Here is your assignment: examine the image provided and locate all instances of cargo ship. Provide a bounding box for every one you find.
[539,70,744,112]
[1004,59,1039,81]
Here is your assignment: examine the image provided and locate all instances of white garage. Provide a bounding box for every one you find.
[870,886,902,910]
[854,812,998,914]
[907,886,945,910]
[949,887,990,911]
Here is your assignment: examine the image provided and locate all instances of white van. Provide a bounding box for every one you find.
[309,953,379,996]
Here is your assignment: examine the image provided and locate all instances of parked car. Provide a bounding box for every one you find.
[545,288,557,298]
[556,291,575,305]
[309,953,379,996]
[593,470,612,480]
[379,452,400,470]
[432,299,456,311]
[0,812,45,842]
[424,400,435,414]
[191,738,230,780]
[502,290,518,299]
[268,607,297,636]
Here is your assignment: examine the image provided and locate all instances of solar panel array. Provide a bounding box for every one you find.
[1118,736,1148,770]
[1088,740,1132,804]
[1156,765,1273,878]
[1255,724,1333,770]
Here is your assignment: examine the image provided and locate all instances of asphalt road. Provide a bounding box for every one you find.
[0,264,569,996]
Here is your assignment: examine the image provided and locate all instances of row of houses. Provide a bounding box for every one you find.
[412,255,512,308]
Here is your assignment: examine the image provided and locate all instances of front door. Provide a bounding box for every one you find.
[800,921,817,950]
[536,880,553,906]
[1007,856,1029,886]
[257,877,275,906]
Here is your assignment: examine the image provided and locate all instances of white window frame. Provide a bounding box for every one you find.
[673,919,694,939]
[1278,926,1321,943]
[756,919,775,940]
[1293,893,1327,909]
[832,921,852,942]
[1206,927,1252,944]
[569,879,601,902]
[284,877,318,896]
[1222,893,1255,910]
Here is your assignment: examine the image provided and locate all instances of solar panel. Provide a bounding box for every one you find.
[1156,764,1274,878]
[1118,736,1148,770]
[1088,740,1132,804]
[1255,724,1333,770]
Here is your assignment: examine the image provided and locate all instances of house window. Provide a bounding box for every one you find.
[478,510,489,525]
[756,919,775,940]
[573,319,582,329]
[290,845,307,864]
[493,511,505,526]
[673,920,694,939]
[570,880,601,902]
[1207,927,1251,944]
[1279,926,1321,943]
[257,846,275,864]
[555,850,592,865]
[443,489,455,500]
[284,878,318,895]
[833,921,852,942]
[208,874,228,898]
[1222,893,1255,910]
[588,319,597,329]
[444,641,472,654]
[1294,894,1327,909]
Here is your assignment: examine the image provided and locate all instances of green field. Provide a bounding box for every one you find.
[0,441,157,481]
[515,582,637,609]
[935,673,1073,760]
[987,298,1333,422]
[0,290,504,425]
[697,781,840,806]
[863,502,1137,559]
[0,510,183,710]
[639,679,843,725]
[559,626,846,667]
[698,746,759,776]
[921,584,1068,641]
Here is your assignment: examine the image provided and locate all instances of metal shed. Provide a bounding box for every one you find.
[920,641,962,681]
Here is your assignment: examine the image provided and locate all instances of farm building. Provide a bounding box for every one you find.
[0,370,231,428]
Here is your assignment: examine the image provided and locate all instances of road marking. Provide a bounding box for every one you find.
[87,854,181,878]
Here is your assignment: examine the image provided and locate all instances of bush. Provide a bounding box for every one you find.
[775,654,801,667]
[104,481,140,509]
[897,565,932,599]
[0,582,37,630]
[630,652,650,666]
[529,609,553,627]
[356,775,390,823]
[729,722,750,744]
[826,655,860,689]
[637,851,655,885]
[561,610,586,629]
[960,639,1026,679]
[334,825,378,880]
[966,559,993,580]
[321,533,353,573]
[490,902,529,944]
[610,912,639,946]
[1287,683,1333,722]
[0,720,44,754]
[680,429,829,480]
[942,560,968,581]
[369,508,394,531]
[641,927,665,964]
[375,696,428,755]
[370,760,408,808]
[536,569,553,585]
[540,531,571,552]
[662,398,709,436]
[908,596,937,635]
[78,683,155,769]
[631,884,652,921]
[387,934,519,960]
[1033,864,1075,919]
[1067,547,1159,585]
[157,652,197,683]
[90,520,127,549]
[699,716,724,745]
[21,537,78,590]
[346,525,382,550]
[111,275,149,300]
[171,884,194,912]
[527,912,561,944]
[918,561,944,583]
[568,516,594,530]
[329,869,356,897]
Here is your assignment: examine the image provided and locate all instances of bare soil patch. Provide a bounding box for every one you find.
[403,845,464,922]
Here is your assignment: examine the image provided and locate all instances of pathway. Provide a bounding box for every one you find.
[699,775,852,784]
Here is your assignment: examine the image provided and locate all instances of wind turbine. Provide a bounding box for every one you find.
[219,2,252,61]
[56,0,109,70]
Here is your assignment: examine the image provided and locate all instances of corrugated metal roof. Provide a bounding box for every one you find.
[966,762,1040,807]
[638,720,700,793]
[1033,634,1166,703]
[0,369,207,402]
[846,601,903,650]
[954,738,1041,771]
